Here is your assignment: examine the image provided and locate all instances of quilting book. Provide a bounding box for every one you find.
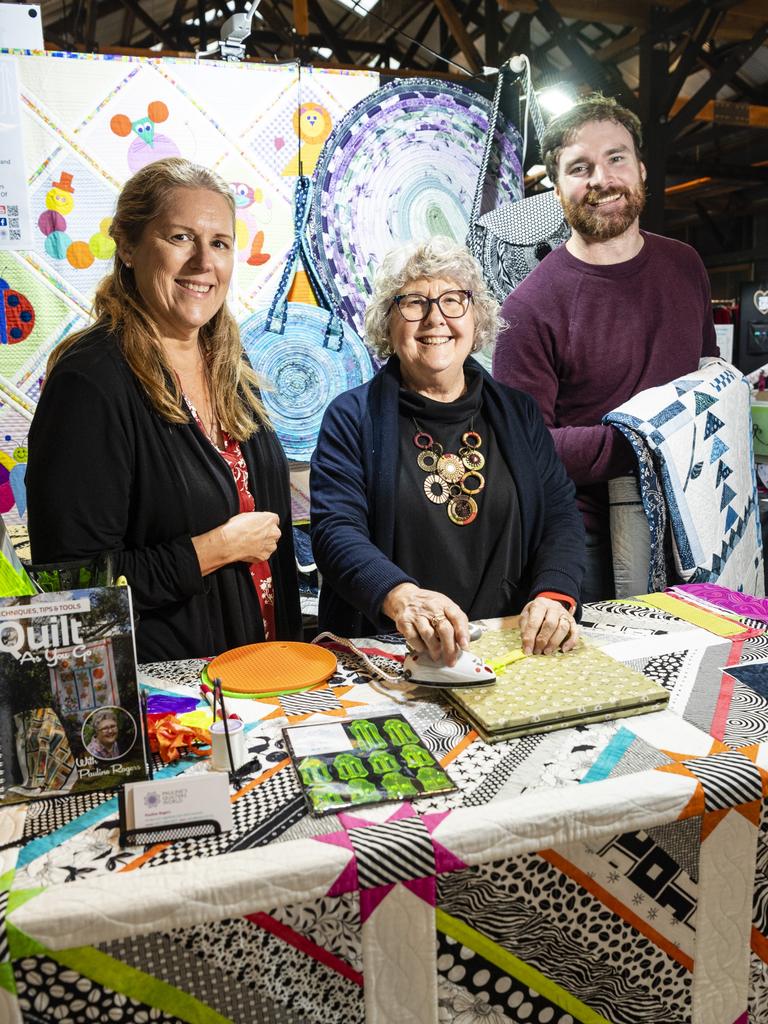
[0,586,146,804]
[284,713,456,815]
[448,631,669,742]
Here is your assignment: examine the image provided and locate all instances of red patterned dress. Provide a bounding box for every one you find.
[186,398,276,641]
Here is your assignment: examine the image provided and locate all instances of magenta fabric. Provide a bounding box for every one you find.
[670,583,768,623]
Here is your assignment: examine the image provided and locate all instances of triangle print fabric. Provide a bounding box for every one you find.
[605,359,764,596]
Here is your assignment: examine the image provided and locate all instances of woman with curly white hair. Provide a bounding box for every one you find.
[310,237,585,664]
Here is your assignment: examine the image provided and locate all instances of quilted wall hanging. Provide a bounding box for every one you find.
[0,51,380,524]
[308,77,524,343]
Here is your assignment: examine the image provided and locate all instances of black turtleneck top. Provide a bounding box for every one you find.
[393,368,523,618]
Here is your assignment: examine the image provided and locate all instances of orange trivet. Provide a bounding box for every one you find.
[202,642,338,698]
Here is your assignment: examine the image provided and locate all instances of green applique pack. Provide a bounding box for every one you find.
[284,714,456,815]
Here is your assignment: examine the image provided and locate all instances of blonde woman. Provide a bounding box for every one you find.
[27,158,300,661]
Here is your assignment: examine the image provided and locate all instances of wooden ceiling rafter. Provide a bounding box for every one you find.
[431,0,483,73]
[29,0,768,227]
[499,0,766,42]
[667,19,768,135]
[532,0,639,111]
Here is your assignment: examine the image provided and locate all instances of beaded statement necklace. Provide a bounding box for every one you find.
[412,419,485,526]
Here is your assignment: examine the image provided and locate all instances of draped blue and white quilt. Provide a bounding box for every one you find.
[605,359,764,596]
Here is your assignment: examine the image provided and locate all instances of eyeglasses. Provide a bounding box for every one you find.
[391,289,473,322]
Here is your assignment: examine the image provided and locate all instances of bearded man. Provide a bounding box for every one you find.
[493,94,718,602]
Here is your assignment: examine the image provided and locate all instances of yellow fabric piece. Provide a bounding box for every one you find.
[436,909,613,1024]
[486,648,528,673]
[633,592,749,637]
[178,709,215,729]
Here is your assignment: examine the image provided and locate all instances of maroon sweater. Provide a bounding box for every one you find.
[493,231,718,531]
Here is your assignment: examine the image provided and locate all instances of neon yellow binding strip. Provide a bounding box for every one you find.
[436,909,613,1024]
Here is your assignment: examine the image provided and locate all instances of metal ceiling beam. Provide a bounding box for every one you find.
[119,5,136,46]
[485,0,501,67]
[669,96,768,130]
[499,1,766,42]
[674,121,747,150]
[400,4,440,66]
[247,28,395,54]
[462,0,485,30]
[499,12,532,64]
[374,27,410,66]
[700,44,768,105]
[85,0,99,50]
[45,0,122,39]
[197,0,208,51]
[256,0,295,43]
[639,5,670,233]
[594,26,641,64]
[695,199,731,250]
[666,159,768,183]
[661,7,723,116]
[657,0,742,41]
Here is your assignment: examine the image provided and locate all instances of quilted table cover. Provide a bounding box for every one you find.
[2,600,768,1024]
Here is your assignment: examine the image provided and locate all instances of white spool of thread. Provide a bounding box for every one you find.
[210,719,247,772]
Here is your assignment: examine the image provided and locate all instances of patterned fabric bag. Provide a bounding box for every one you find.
[467,59,570,302]
[240,176,372,463]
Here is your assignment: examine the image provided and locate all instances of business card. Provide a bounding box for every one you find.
[123,773,233,833]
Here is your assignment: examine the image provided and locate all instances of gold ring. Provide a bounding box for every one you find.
[430,612,446,629]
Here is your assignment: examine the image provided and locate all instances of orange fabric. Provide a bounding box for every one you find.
[146,713,212,764]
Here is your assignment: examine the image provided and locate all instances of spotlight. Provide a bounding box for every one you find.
[537,86,576,117]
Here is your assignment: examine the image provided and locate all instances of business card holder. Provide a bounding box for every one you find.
[116,788,222,846]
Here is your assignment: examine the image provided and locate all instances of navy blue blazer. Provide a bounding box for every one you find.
[310,355,585,638]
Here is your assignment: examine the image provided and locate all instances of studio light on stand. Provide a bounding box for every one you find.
[217,0,264,61]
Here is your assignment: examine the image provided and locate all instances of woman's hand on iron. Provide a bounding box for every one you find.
[193,511,281,575]
[382,582,469,666]
[519,595,578,656]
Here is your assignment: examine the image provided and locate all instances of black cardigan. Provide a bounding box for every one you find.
[26,328,301,662]
[310,355,586,638]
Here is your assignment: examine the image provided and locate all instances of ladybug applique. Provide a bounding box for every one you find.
[0,279,35,344]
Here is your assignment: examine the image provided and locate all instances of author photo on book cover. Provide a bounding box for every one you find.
[83,707,134,760]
